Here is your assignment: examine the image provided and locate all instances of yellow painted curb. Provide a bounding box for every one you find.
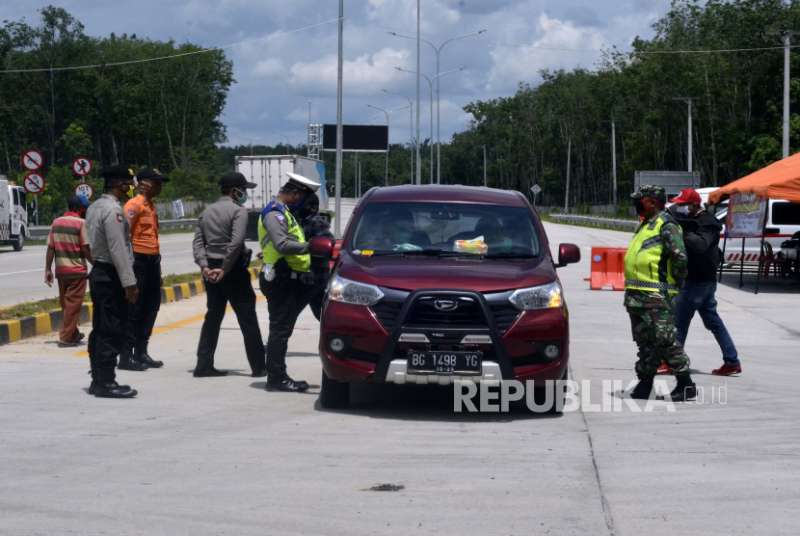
[164,287,176,303]
[4,320,22,343]
[34,313,52,335]
[179,282,191,299]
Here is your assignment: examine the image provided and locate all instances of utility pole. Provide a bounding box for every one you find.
[415,0,422,185]
[334,0,344,237]
[784,32,793,158]
[611,119,617,205]
[565,137,572,213]
[674,97,694,172]
[483,145,487,187]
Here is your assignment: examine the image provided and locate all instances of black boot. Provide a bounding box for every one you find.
[670,374,697,402]
[193,367,228,378]
[89,381,138,398]
[135,342,163,368]
[630,377,654,399]
[266,375,310,392]
[118,350,148,371]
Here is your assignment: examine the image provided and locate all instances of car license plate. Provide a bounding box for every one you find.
[407,350,482,375]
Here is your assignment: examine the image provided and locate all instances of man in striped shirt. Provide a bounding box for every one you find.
[45,195,93,347]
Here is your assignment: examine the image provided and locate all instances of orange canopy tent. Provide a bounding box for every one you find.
[709,152,800,204]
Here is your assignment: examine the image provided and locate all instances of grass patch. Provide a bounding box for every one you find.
[162,271,202,286]
[0,296,88,320]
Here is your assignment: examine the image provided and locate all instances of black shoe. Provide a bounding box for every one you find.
[193,367,228,378]
[138,353,164,368]
[89,381,137,398]
[630,377,654,399]
[669,374,697,402]
[118,353,149,371]
[266,376,310,392]
[251,369,268,378]
[135,343,164,368]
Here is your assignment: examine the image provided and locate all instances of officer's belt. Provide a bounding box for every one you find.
[624,279,679,291]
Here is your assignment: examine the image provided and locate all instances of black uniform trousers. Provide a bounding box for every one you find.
[88,262,128,383]
[196,259,266,374]
[125,253,161,354]
[261,273,313,378]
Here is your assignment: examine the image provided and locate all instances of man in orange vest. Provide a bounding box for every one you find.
[120,168,169,370]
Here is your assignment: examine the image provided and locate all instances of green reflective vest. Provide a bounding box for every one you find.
[257,205,311,273]
[624,213,680,295]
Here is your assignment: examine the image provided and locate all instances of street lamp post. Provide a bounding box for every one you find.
[388,29,487,184]
[382,89,415,183]
[334,0,344,237]
[395,66,465,185]
[367,104,391,186]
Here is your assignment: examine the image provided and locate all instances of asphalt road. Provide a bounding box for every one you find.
[0,233,202,308]
[1,222,798,535]
[0,197,358,309]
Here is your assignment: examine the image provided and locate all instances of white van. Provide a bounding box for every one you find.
[0,177,28,251]
[715,199,800,264]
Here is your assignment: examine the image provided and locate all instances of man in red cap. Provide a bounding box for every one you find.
[668,188,741,376]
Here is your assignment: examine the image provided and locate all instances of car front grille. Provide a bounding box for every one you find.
[370,293,520,334]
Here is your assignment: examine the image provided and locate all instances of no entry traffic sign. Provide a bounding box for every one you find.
[21,149,44,171]
[23,172,46,194]
[75,182,94,200]
[72,156,92,176]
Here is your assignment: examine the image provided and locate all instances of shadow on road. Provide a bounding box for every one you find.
[718,272,800,294]
[310,382,561,423]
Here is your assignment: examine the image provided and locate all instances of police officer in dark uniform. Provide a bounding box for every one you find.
[257,173,321,392]
[193,172,266,377]
[84,165,139,398]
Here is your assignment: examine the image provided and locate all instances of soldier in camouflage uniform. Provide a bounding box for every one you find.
[624,185,697,401]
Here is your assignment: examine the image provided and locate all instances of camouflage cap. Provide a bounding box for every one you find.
[631,185,667,204]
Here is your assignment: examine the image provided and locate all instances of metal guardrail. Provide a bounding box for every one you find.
[29,218,199,240]
[549,214,638,232]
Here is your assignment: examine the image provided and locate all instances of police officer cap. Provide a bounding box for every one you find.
[285,172,320,193]
[136,167,169,182]
[101,164,134,182]
[631,185,666,204]
[219,171,257,189]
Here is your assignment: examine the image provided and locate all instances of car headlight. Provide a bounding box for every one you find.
[508,281,563,310]
[328,275,384,306]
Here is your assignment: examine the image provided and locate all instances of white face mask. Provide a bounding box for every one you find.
[675,205,691,216]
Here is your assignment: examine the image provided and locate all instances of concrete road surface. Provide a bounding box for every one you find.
[1,222,798,535]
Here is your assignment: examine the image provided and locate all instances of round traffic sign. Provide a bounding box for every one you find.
[22,149,44,171]
[72,156,92,176]
[23,172,46,194]
[75,182,94,200]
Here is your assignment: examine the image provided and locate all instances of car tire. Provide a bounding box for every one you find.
[12,230,24,251]
[320,371,350,409]
[531,369,568,415]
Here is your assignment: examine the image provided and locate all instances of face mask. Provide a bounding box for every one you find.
[634,199,646,216]
[288,195,307,212]
[232,188,248,206]
[675,205,691,216]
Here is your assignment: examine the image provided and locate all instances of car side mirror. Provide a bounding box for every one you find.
[309,236,335,258]
[556,243,581,268]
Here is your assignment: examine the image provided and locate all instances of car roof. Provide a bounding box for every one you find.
[365,185,528,206]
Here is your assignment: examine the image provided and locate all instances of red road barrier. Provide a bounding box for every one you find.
[589,247,626,291]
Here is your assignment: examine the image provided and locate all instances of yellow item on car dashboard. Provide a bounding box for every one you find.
[454,236,488,255]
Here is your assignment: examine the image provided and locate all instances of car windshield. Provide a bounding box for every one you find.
[351,202,541,258]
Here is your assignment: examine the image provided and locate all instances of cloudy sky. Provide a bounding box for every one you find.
[2,1,671,146]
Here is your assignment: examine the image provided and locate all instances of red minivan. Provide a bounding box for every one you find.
[315,185,580,408]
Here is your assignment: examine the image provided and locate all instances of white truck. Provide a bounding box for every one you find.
[234,155,327,210]
[0,177,28,251]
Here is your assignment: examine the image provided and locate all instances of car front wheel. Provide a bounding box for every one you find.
[12,231,24,251]
[320,370,350,409]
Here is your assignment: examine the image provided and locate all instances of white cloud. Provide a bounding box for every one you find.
[288,47,412,96]
[487,13,607,92]
[253,58,285,77]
